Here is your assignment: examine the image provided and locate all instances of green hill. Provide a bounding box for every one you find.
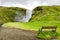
[0,6,26,23]
[30,6,60,22]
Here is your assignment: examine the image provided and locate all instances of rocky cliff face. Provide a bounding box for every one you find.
[14,9,33,22]
[14,10,26,22]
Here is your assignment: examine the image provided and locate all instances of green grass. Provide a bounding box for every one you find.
[2,21,60,32]
[0,6,26,23]
[1,6,60,39]
[37,31,59,39]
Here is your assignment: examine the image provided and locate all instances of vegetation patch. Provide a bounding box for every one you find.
[1,6,60,39]
[0,6,26,23]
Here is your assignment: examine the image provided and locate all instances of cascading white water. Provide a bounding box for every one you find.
[23,0,41,22]
[15,0,41,22]
[0,0,60,22]
[25,10,33,22]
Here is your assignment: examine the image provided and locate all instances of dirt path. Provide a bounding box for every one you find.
[0,27,42,40]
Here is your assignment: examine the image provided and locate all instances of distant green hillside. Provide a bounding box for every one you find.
[0,6,26,23]
[30,6,60,22]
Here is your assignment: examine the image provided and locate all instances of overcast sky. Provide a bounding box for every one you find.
[0,0,60,10]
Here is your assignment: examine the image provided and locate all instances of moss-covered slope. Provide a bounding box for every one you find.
[30,6,60,22]
[0,6,26,23]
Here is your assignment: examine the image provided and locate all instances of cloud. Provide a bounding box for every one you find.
[0,0,60,10]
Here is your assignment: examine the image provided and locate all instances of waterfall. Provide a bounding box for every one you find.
[14,0,40,22]
[25,9,33,22]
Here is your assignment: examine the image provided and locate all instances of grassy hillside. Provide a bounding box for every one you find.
[0,6,26,23]
[2,6,60,39]
[30,6,60,22]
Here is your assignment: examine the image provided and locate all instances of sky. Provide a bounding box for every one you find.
[0,0,60,10]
